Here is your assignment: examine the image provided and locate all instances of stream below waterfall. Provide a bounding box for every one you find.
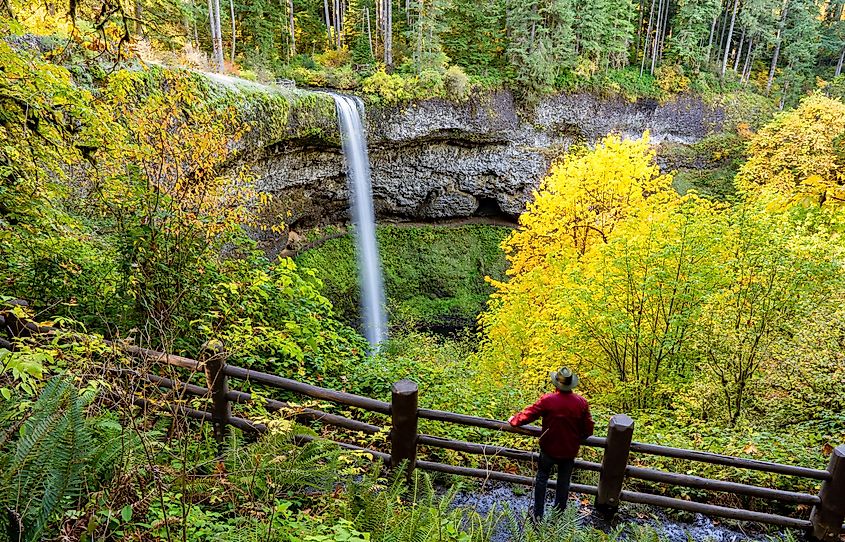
[449,483,796,542]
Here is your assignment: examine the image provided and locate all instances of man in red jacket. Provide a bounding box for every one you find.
[509,367,594,519]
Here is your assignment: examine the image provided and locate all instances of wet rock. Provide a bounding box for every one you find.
[246,89,725,229]
[450,482,795,542]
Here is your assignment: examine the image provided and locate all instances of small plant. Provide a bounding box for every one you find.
[655,64,690,94]
[362,69,413,104]
[444,65,470,100]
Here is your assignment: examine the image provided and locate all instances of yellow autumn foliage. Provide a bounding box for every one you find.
[501,133,674,278]
[479,134,698,399]
[736,93,845,208]
[478,123,845,415]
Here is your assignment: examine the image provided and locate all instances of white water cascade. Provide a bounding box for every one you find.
[330,94,388,347]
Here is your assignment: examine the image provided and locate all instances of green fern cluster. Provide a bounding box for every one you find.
[225,428,342,502]
[0,377,126,542]
[342,466,497,542]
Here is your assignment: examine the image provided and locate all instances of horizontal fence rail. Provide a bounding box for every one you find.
[2,309,844,539]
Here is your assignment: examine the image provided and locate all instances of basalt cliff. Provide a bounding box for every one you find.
[236,87,726,234]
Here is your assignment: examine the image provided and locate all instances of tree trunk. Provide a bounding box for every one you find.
[339,0,344,48]
[636,0,645,60]
[207,0,221,71]
[384,0,393,68]
[214,0,224,69]
[706,14,718,63]
[333,0,340,48]
[135,0,144,38]
[836,45,845,77]
[229,0,236,63]
[717,9,728,62]
[741,38,754,83]
[366,7,374,56]
[650,0,663,74]
[658,0,670,61]
[720,0,739,77]
[324,0,332,44]
[767,0,788,94]
[733,28,746,72]
[641,0,657,76]
[288,0,296,56]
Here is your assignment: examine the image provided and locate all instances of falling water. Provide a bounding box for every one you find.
[330,94,388,347]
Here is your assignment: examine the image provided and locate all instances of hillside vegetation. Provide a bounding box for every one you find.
[9,0,845,105]
[0,7,844,542]
[295,225,511,332]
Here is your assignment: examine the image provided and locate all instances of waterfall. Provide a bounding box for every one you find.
[330,94,388,347]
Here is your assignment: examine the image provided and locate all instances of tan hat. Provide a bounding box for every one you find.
[550,367,579,391]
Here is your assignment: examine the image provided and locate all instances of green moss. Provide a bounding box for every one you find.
[295,224,511,331]
[661,132,746,201]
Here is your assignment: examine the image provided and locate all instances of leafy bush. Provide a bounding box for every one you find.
[444,65,470,100]
[316,47,352,68]
[285,65,330,87]
[415,69,445,97]
[361,69,413,104]
[325,65,360,90]
[655,64,690,94]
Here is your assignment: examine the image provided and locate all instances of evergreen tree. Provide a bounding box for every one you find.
[670,0,722,71]
[505,0,576,91]
[406,0,448,72]
[345,0,376,64]
[441,0,508,76]
[779,0,821,104]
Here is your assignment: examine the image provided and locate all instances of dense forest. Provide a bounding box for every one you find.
[8,0,845,103]
[1,0,845,541]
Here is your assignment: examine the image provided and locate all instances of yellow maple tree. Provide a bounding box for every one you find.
[736,93,845,208]
[478,134,702,401]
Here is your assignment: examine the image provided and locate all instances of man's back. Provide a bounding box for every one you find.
[510,391,594,459]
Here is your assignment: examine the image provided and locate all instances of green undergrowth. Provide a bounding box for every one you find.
[0,367,803,541]
[661,132,748,201]
[295,225,511,332]
[313,329,838,506]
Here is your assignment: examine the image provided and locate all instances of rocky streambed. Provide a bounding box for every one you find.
[450,483,796,542]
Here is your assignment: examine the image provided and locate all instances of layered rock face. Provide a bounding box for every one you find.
[249,90,724,229]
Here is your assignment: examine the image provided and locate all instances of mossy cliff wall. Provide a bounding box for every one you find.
[224,80,729,233]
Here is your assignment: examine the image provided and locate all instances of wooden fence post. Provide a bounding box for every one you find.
[390,379,418,476]
[596,414,635,517]
[810,445,845,541]
[202,340,230,456]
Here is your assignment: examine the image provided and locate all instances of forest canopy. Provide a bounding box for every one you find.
[6,0,845,104]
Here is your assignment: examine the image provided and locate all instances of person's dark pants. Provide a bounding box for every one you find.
[533,452,575,519]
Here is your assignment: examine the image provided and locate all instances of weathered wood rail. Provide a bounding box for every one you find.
[1,310,844,539]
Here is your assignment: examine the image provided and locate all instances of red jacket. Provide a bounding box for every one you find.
[509,391,594,459]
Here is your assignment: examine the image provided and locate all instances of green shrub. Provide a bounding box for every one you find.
[316,47,352,68]
[325,65,360,90]
[655,64,690,94]
[415,68,445,97]
[362,69,413,104]
[285,65,329,87]
[444,65,470,100]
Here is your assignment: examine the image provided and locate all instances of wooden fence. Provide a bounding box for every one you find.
[1,308,844,540]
